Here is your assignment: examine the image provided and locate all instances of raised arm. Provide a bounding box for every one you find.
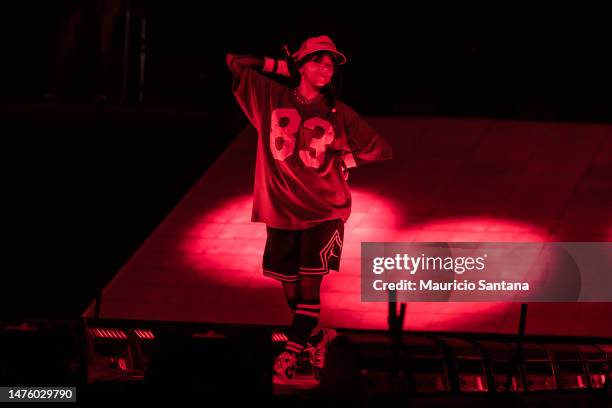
[226,54,291,79]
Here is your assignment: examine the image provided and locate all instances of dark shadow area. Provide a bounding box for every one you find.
[0,3,611,121]
[4,105,242,318]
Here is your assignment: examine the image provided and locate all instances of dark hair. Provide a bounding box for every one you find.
[294,51,343,120]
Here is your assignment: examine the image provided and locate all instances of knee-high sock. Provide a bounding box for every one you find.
[286,301,321,344]
[286,300,320,351]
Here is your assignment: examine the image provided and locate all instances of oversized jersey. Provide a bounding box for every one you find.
[232,67,392,229]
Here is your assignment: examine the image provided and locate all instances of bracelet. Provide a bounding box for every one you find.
[263,57,275,73]
[276,60,290,77]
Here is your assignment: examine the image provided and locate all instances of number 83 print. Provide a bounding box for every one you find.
[270,108,336,169]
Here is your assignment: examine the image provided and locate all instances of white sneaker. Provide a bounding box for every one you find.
[305,328,337,369]
[273,351,298,384]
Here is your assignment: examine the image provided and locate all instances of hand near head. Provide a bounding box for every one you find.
[280,45,300,80]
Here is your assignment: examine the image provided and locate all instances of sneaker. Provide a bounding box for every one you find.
[305,328,337,369]
[273,351,298,384]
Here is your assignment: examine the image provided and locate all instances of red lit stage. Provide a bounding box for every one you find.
[84,118,612,336]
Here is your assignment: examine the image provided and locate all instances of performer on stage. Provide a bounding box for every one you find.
[226,35,392,384]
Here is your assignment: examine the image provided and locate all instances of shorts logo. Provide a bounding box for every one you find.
[300,229,343,274]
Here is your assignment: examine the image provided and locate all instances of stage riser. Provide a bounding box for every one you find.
[1,320,611,404]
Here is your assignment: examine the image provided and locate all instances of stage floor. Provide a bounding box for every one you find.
[84,117,612,336]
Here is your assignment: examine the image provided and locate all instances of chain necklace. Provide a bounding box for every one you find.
[292,88,324,105]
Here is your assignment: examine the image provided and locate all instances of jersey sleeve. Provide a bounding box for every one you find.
[231,67,273,132]
[344,107,393,167]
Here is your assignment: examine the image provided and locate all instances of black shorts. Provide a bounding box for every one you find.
[262,219,344,282]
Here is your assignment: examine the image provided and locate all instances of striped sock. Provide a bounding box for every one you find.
[287,301,320,348]
[284,340,305,355]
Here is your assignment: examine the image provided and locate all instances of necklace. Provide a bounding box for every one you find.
[292,89,324,105]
